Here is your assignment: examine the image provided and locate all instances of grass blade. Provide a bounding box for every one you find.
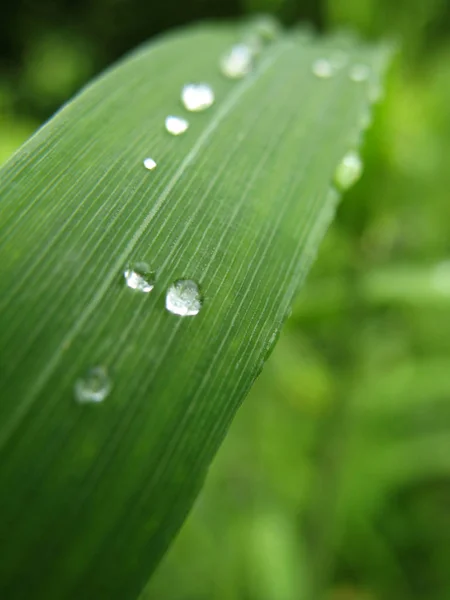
[0,20,390,599]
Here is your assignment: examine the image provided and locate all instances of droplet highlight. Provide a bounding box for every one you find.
[220,44,253,79]
[74,366,111,404]
[166,279,202,317]
[124,262,155,293]
[143,157,157,170]
[165,115,189,136]
[312,58,333,79]
[181,83,214,112]
[349,63,370,83]
[334,151,363,191]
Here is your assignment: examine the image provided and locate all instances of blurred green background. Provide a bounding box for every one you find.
[2,0,450,598]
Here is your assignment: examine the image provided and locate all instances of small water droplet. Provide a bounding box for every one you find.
[181,84,214,112]
[74,366,111,404]
[220,44,253,79]
[250,14,282,43]
[334,150,363,191]
[143,157,157,170]
[166,279,202,317]
[165,115,189,136]
[312,58,333,79]
[124,262,155,293]
[349,63,370,82]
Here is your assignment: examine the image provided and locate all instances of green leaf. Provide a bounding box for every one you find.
[0,19,390,600]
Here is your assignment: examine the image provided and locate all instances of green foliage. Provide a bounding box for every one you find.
[1,0,449,598]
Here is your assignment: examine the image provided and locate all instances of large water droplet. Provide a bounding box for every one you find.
[220,44,253,79]
[312,58,333,79]
[74,366,111,404]
[334,151,363,190]
[165,115,189,136]
[124,262,155,293]
[166,279,202,317]
[181,84,214,112]
[349,64,370,83]
[143,157,157,170]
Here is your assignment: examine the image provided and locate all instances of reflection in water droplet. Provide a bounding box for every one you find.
[166,279,202,317]
[124,262,155,293]
[349,64,370,82]
[312,58,333,79]
[334,151,363,191]
[74,366,111,404]
[220,44,253,79]
[143,157,157,170]
[181,84,214,112]
[165,115,189,136]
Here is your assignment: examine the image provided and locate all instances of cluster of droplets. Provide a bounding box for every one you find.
[309,45,386,196]
[75,17,385,405]
[74,273,202,404]
[141,16,282,170]
[75,17,282,406]
[124,263,203,316]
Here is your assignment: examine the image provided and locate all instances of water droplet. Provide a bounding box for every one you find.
[143,157,157,170]
[124,262,155,293]
[165,115,189,136]
[349,63,370,82]
[166,279,202,317]
[220,44,253,79]
[181,84,214,112]
[312,58,333,79]
[334,151,363,191]
[250,14,282,43]
[74,366,111,404]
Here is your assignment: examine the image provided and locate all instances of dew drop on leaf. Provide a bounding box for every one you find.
[220,44,253,79]
[334,150,363,190]
[165,115,189,136]
[165,279,202,317]
[143,157,157,170]
[74,366,111,404]
[181,83,214,112]
[124,262,155,293]
[249,14,282,43]
[311,58,333,79]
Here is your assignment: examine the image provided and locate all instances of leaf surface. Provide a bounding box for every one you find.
[0,20,390,599]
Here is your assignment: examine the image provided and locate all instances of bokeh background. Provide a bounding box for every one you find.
[2,0,450,598]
